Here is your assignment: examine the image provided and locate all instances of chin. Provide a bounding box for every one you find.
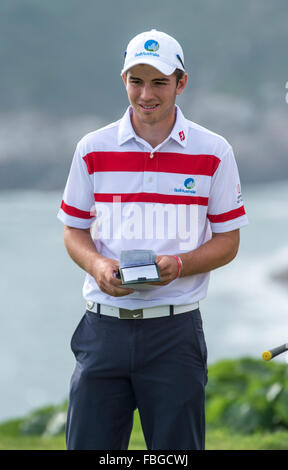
[138,107,164,121]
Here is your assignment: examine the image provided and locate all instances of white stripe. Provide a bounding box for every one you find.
[92,171,212,198]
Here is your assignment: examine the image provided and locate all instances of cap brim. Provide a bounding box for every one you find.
[121,57,176,76]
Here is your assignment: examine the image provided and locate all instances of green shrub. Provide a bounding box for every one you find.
[206,358,288,433]
[1,358,287,439]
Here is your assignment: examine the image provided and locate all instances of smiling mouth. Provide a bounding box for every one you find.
[139,104,159,111]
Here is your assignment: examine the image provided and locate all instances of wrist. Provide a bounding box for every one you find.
[88,252,106,277]
[171,255,183,278]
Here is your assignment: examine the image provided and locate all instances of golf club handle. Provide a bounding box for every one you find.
[262,343,288,361]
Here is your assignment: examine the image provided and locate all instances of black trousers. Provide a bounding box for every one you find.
[66,308,208,450]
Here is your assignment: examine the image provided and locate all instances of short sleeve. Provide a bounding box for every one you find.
[207,145,248,233]
[57,143,96,229]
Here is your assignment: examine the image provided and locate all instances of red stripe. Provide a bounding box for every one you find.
[94,193,209,206]
[83,151,220,176]
[61,200,95,219]
[158,152,220,176]
[83,152,144,174]
[207,206,246,223]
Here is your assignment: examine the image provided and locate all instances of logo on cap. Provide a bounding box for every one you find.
[144,40,160,52]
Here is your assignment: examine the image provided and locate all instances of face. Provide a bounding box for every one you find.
[122,64,187,128]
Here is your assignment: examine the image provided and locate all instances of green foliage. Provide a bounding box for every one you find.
[19,405,58,436]
[1,357,288,447]
[206,358,288,434]
[5,400,69,438]
[205,428,288,450]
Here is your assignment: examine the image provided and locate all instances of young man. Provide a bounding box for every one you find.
[57,29,248,450]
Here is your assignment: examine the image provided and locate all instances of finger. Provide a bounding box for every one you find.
[146,280,170,286]
[110,276,123,287]
[157,265,173,278]
[108,273,135,296]
[156,256,167,267]
[111,286,135,296]
[147,273,171,284]
[157,256,174,271]
[100,281,135,296]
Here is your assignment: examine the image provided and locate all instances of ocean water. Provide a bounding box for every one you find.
[0,181,288,422]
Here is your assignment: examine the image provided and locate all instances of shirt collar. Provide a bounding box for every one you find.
[170,105,189,148]
[117,106,137,146]
[117,105,188,148]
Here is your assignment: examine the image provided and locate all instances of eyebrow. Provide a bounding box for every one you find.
[128,76,170,83]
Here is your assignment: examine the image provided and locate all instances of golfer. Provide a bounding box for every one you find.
[57,29,248,450]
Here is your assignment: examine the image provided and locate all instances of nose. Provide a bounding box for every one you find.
[140,83,155,102]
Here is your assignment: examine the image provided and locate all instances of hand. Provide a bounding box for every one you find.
[148,255,180,286]
[91,256,135,297]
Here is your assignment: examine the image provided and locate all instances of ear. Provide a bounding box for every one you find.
[121,73,127,87]
[176,73,188,96]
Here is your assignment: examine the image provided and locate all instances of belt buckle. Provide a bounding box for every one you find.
[119,308,143,319]
[87,301,95,311]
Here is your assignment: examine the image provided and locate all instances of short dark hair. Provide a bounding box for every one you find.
[124,67,185,85]
[174,68,185,85]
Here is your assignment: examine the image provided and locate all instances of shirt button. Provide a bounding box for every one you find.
[150,153,154,159]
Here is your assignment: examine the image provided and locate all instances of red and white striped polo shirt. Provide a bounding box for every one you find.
[57,105,248,309]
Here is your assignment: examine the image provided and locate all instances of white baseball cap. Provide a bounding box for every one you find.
[121,29,185,76]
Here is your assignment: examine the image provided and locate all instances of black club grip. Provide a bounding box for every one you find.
[262,343,288,361]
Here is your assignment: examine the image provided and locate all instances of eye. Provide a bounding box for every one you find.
[129,78,141,85]
[153,81,167,86]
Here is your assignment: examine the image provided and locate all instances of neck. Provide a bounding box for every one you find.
[131,108,176,149]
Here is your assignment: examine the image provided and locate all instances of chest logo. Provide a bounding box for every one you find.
[179,130,185,141]
[184,177,195,190]
[173,177,196,194]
